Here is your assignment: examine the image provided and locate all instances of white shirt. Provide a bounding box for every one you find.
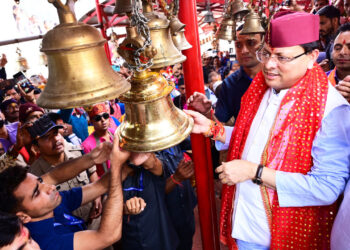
[216,84,350,246]
[232,88,288,246]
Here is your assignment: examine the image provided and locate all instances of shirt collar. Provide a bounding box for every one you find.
[268,88,288,105]
[239,67,253,81]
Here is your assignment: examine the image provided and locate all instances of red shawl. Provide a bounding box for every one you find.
[220,64,338,249]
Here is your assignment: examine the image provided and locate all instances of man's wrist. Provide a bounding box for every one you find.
[250,163,259,180]
[86,153,96,166]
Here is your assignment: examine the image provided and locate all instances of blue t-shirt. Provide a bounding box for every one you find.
[215,67,252,123]
[26,187,83,250]
[156,146,197,250]
[59,109,89,141]
[122,166,179,250]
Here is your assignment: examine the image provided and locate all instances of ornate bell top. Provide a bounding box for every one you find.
[41,23,105,53]
[42,0,105,53]
[142,2,169,30]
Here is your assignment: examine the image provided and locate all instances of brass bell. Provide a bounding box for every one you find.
[16,48,29,72]
[39,52,48,67]
[117,25,157,67]
[169,17,185,35]
[240,9,265,35]
[143,2,186,69]
[172,29,192,51]
[217,16,236,42]
[116,70,193,152]
[113,0,133,15]
[37,0,130,109]
[231,0,249,21]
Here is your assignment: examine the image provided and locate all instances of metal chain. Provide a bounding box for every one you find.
[173,0,179,16]
[127,0,153,72]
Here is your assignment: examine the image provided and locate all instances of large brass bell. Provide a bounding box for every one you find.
[16,48,29,72]
[172,29,192,51]
[217,17,236,41]
[240,9,265,35]
[116,71,193,152]
[231,0,249,21]
[113,0,133,15]
[143,2,186,69]
[38,0,130,109]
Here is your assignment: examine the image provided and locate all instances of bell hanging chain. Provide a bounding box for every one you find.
[158,0,172,18]
[172,0,179,16]
[128,0,153,72]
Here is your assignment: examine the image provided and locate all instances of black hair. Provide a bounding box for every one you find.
[0,212,21,247]
[335,22,350,38]
[0,166,28,213]
[300,40,321,53]
[33,88,42,95]
[178,77,185,86]
[317,5,341,20]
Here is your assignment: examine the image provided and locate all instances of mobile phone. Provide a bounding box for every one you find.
[13,71,34,93]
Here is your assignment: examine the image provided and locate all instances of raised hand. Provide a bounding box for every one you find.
[173,159,194,182]
[110,135,130,167]
[90,141,113,165]
[187,91,212,116]
[183,109,212,134]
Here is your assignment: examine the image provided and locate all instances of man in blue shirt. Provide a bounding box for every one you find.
[188,26,262,123]
[0,133,129,250]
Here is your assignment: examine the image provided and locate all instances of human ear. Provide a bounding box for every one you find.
[16,211,32,224]
[307,49,319,69]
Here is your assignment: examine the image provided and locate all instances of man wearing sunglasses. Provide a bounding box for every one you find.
[82,103,115,177]
[185,11,350,249]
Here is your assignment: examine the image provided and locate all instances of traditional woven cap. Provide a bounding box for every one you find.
[27,114,63,140]
[19,103,44,123]
[269,11,319,48]
[87,103,108,120]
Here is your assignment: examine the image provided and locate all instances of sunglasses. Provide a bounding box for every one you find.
[94,113,109,122]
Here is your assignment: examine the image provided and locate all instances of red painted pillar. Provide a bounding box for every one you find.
[95,0,112,64]
[178,1,220,249]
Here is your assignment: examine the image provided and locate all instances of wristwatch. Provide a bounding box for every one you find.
[252,164,264,185]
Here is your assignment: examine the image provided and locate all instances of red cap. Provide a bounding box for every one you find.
[87,103,108,120]
[269,11,319,48]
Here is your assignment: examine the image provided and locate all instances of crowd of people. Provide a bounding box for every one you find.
[1,0,350,249]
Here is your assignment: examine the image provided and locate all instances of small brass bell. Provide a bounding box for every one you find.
[169,17,186,35]
[240,9,265,35]
[172,29,192,51]
[217,17,236,42]
[116,71,193,152]
[231,0,249,21]
[117,26,157,67]
[39,52,48,67]
[38,0,130,109]
[16,48,29,72]
[142,2,186,69]
[113,0,133,15]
